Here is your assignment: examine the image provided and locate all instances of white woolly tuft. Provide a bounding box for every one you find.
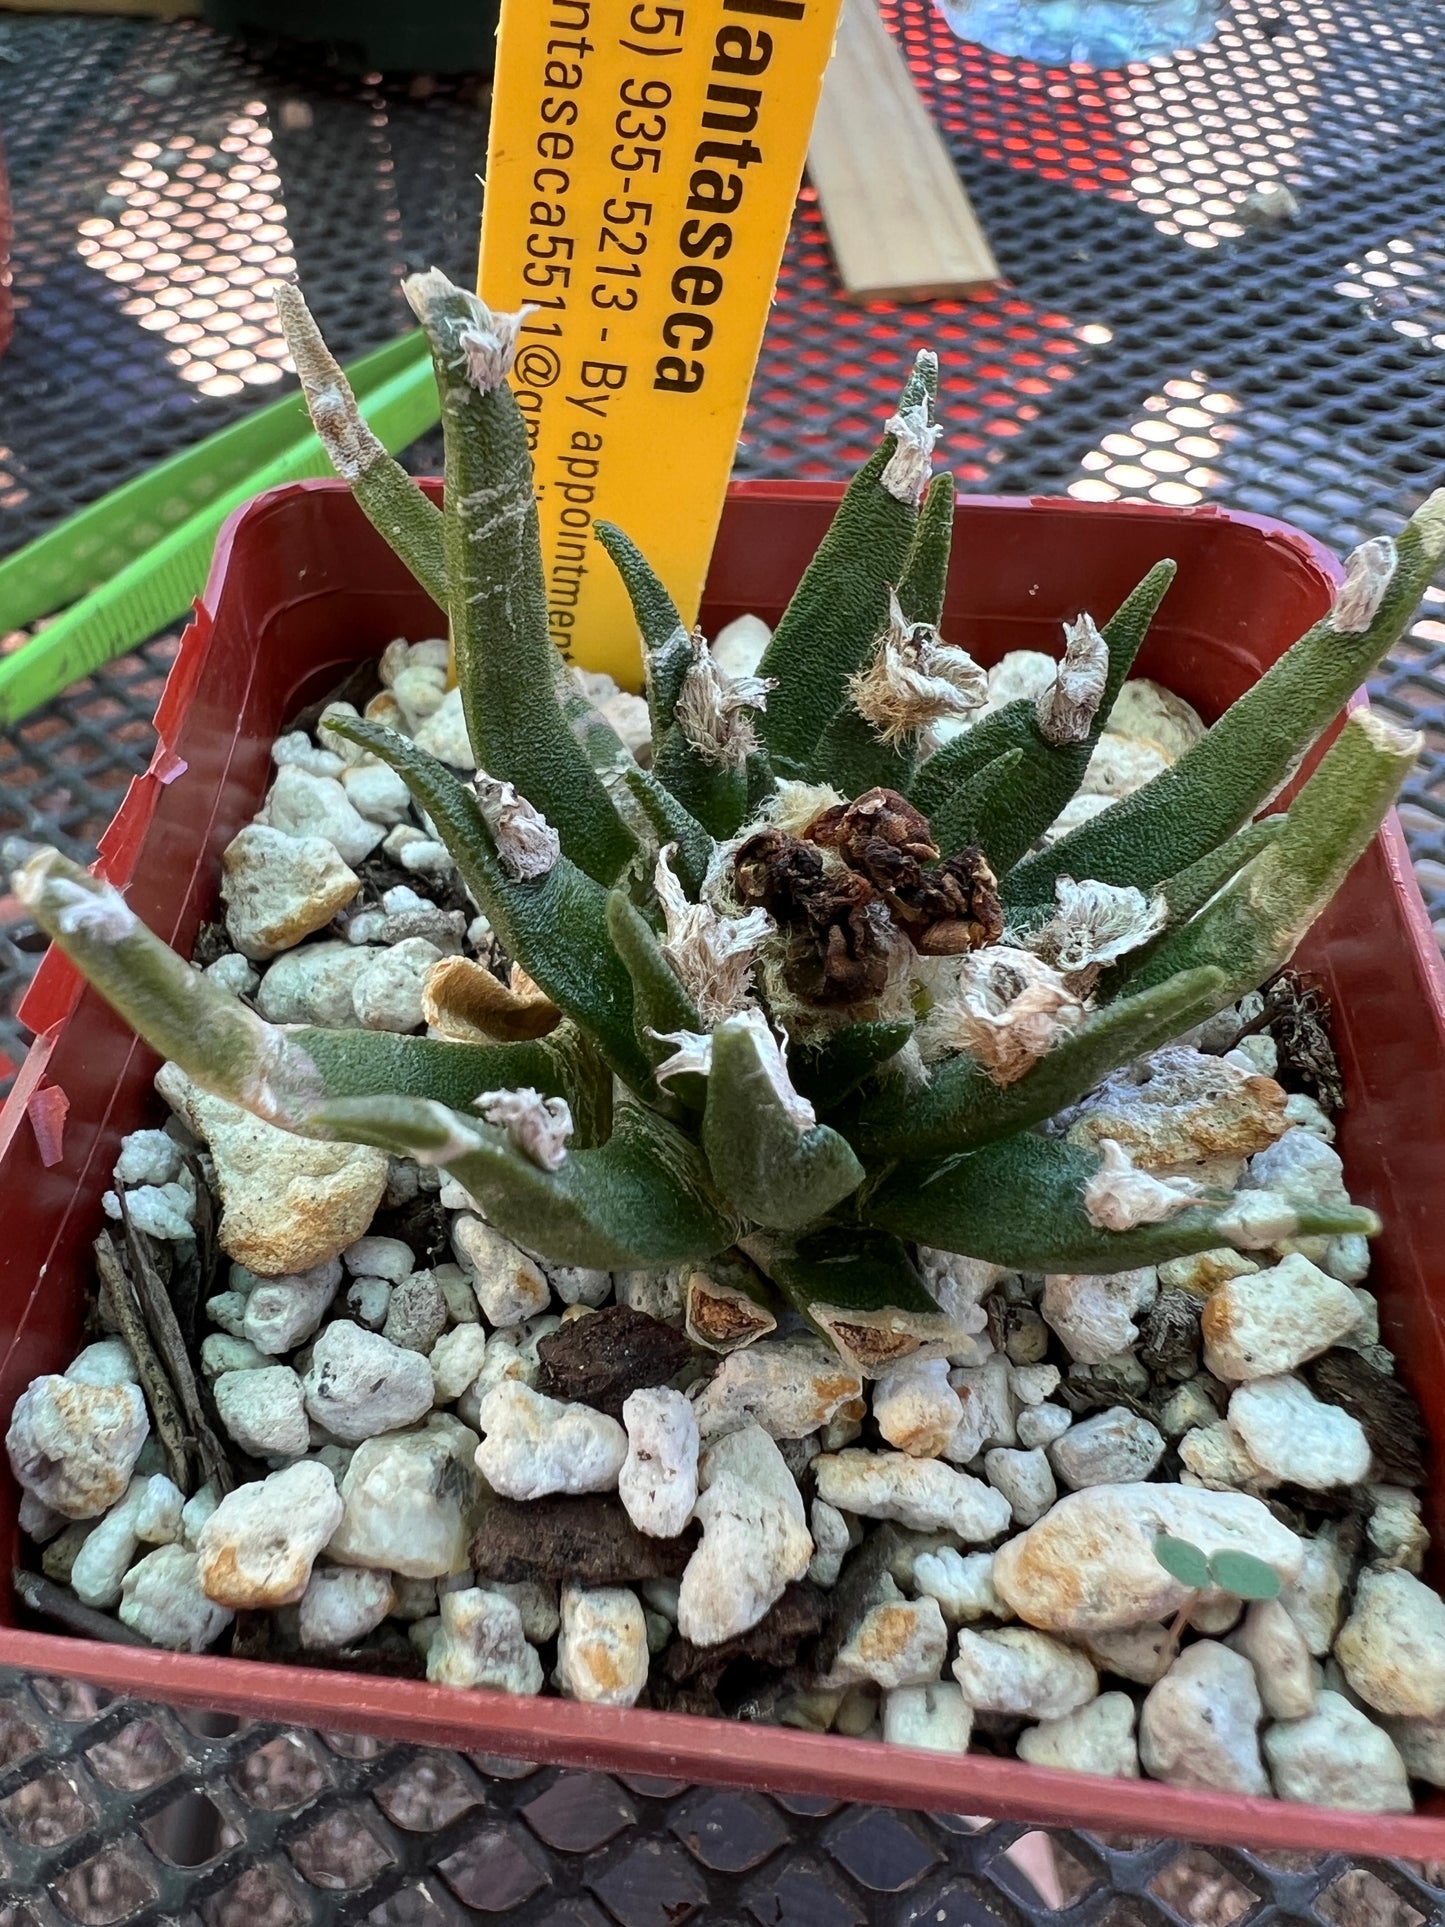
[475,773,560,880]
[47,875,139,944]
[673,633,775,770]
[1082,1138,1205,1231]
[654,844,772,1025]
[1036,613,1109,746]
[457,301,538,392]
[475,1087,573,1171]
[920,945,1086,1084]
[1030,875,1168,974]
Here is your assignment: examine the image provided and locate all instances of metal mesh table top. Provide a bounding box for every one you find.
[2,2,1445,1918]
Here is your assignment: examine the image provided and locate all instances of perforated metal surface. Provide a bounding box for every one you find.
[2,4,1445,1906]
[0,1671,1442,1927]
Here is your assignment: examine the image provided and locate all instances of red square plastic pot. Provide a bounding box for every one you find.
[3,478,1444,1855]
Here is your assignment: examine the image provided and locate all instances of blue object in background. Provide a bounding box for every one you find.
[932,0,1219,66]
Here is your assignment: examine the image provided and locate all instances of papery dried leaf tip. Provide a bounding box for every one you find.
[476,1089,573,1171]
[849,589,988,749]
[475,774,560,881]
[1037,612,1109,746]
[18,272,1435,1383]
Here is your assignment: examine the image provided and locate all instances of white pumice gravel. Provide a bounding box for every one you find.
[1227,1375,1372,1489]
[826,1579,949,1691]
[1264,1691,1412,1812]
[70,1474,184,1610]
[6,1376,150,1519]
[912,1548,1006,1625]
[302,1321,435,1443]
[1335,1568,1445,1719]
[882,1681,973,1753]
[1139,1641,1269,1796]
[983,1447,1057,1527]
[196,1461,344,1610]
[475,1383,628,1501]
[814,1450,1013,1540]
[120,1545,234,1652]
[872,1357,963,1459]
[326,1423,477,1578]
[953,1627,1098,1721]
[557,1585,650,1706]
[243,1258,343,1356]
[677,1425,813,1647]
[691,1336,864,1442]
[945,1354,1017,1458]
[1201,1251,1362,1382]
[299,1566,395,1649]
[807,1499,854,1589]
[17,722,1437,1819]
[618,1388,699,1539]
[214,1366,310,1460]
[1232,1596,1317,1720]
[1049,1407,1165,1488]
[451,1216,551,1327]
[425,1587,543,1693]
[1017,1691,1140,1778]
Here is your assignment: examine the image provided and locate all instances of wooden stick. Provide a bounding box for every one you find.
[94,1231,194,1495]
[808,0,1000,304]
[117,1200,236,1496]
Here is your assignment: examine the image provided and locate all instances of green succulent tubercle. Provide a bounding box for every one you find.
[16,270,1434,1380]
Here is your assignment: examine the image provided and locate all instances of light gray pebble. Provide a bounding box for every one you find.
[1050,1407,1165,1488]
[302,1321,437,1443]
[383,1273,448,1354]
[214,1366,310,1459]
[244,1258,343,1356]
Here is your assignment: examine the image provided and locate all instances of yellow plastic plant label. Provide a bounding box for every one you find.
[480,0,844,684]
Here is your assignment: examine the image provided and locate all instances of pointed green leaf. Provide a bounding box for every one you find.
[617,764,715,901]
[910,701,1032,822]
[757,1225,966,1375]
[325,715,651,1091]
[927,746,1025,857]
[1207,1549,1282,1601]
[318,1094,737,1269]
[653,719,750,840]
[1122,710,1418,1007]
[1095,819,1285,1003]
[403,270,635,887]
[842,967,1228,1160]
[605,889,706,1111]
[8,847,619,1142]
[1005,491,1445,909]
[274,287,447,610]
[896,470,955,628]
[909,560,1176,874]
[970,561,1176,874]
[297,1022,613,1147]
[791,1020,914,1110]
[594,520,693,745]
[758,354,937,778]
[1154,1534,1211,1591]
[863,1130,1379,1273]
[807,472,960,798]
[702,1015,865,1230]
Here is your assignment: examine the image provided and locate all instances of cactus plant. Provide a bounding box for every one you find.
[15,268,1442,1378]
